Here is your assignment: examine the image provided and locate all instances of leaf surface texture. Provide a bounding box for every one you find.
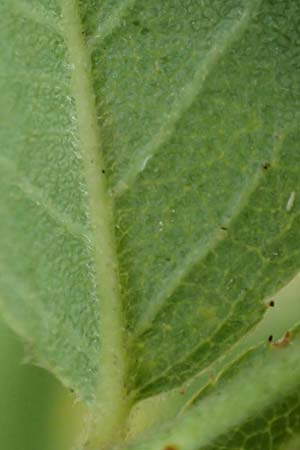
[0,0,300,448]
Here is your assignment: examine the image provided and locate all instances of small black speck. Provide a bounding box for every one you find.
[221,226,228,231]
[262,162,271,170]
[269,300,275,307]
[102,169,106,174]
[268,335,273,342]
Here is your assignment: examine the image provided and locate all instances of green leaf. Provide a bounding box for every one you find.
[1,0,300,448]
[122,324,300,450]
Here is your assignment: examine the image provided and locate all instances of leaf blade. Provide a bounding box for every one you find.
[122,325,300,450]
[1,0,300,434]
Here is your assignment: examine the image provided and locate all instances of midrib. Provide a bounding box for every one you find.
[61,1,128,448]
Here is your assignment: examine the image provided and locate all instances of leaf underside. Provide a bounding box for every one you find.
[123,323,300,450]
[1,0,300,449]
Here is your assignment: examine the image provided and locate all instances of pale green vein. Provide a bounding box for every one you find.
[123,336,300,450]
[0,259,95,402]
[0,155,88,241]
[12,0,63,35]
[134,130,284,337]
[0,259,89,351]
[112,0,262,198]
[61,1,129,448]
[88,0,138,49]
[136,275,258,396]
[135,258,259,395]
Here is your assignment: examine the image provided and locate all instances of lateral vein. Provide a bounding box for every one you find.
[134,130,285,337]
[112,0,261,198]
[0,155,87,240]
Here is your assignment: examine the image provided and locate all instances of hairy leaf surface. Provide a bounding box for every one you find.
[122,324,300,450]
[1,0,300,449]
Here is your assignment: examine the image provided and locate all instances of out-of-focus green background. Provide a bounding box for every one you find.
[0,317,84,450]
[0,275,299,450]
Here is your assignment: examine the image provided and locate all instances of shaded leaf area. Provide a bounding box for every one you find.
[201,390,300,450]
[197,341,300,450]
[125,278,300,444]
[123,324,300,450]
[87,0,300,397]
[0,0,101,400]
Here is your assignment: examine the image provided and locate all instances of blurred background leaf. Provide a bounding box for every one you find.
[0,315,84,450]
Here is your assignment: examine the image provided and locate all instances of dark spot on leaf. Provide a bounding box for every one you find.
[102,169,106,174]
[262,161,271,170]
[269,300,275,307]
[268,335,273,342]
[220,226,228,231]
